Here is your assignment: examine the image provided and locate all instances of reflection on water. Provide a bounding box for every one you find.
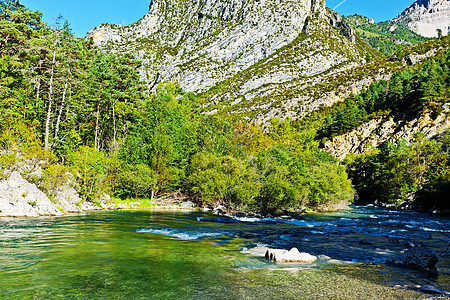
[0,207,448,299]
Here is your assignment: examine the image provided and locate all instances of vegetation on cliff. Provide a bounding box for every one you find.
[345,15,428,55]
[319,45,450,141]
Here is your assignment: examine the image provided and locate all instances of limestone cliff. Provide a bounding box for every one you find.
[87,0,376,124]
[88,0,328,91]
[324,111,450,160]
[393,0,450,38]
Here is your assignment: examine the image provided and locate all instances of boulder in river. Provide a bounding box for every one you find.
[387,246,439,273]
[265,247,317,263]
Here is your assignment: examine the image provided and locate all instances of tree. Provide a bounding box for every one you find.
[0,0,41,57]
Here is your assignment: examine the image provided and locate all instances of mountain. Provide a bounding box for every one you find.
[87,0,380,124]
[393,0,450,38]
[345,15,428,55]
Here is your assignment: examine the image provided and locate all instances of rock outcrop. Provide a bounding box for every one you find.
[324,111,450,160]
[0,170,104,217]
[393,0,450,38]
[0,171,63,217]
[87,0,328,92]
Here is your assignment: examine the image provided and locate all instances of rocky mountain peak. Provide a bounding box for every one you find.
[88,0,326,45]
[393,0,450,37]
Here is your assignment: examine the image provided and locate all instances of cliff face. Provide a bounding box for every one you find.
[393,0,450,38]
[324,111,450,160]
[88,0,327,92]
[87,0,375,124]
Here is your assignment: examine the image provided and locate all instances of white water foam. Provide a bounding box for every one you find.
[136,227,224,240]
[231,216,331,228]
[420,227,450,233]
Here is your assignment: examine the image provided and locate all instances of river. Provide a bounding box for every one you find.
[0,206,448,299]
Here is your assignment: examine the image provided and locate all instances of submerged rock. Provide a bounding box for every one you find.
[387,246,439,273]
[359,240,373,246]
[394,284,450,296]
[265,247,317,263]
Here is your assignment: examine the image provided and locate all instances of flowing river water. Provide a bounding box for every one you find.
[0,206,448,299]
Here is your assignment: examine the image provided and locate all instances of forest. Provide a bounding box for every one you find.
[0,1,449,214]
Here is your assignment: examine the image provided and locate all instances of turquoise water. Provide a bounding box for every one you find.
[0,207,448,299]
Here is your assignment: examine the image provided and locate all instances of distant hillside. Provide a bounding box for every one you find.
[392,0,450,38]
[345,15,429,55]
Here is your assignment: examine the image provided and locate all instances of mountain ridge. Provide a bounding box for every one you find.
[86,0,381,124]
[87,0,327,92]
[393,0,450,37]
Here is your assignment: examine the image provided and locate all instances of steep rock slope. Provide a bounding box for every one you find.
[324,112,450,160]
[88,0,328,92]
[393,0,450,38]
[87,0,377,124]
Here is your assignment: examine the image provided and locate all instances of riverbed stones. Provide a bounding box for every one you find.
[265,247,317,263]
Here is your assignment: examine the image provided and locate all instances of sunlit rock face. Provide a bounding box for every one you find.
[393,0,450,38]
[87,0,328,92]
[87,0,370,124]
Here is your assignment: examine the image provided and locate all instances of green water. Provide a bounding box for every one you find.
[0,210,437,299]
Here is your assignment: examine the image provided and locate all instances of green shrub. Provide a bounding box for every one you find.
[39,164,70,197]
[256,145,354,213]
[187,152,260,208]
[0,152,17,178]
[68,146,108,201]
[115,164,158,199]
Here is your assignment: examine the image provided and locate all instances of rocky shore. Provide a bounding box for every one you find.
[0,171,105,217]
[0,170,202,218]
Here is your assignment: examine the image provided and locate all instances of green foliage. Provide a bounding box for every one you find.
[115,83,354,212]
[39,164,69,196]
[115,164,158,199]
[187,152,260,208]
[67,146,108,201]
[120,83,201,192]
[345,133,450,209]
[0,152,17,178]
[345,15,428,55]
[256,145,353,212]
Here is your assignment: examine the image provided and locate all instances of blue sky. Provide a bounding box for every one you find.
[22,0,416,38]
